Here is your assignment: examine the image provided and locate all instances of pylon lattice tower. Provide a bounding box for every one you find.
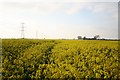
[21,23,25,39]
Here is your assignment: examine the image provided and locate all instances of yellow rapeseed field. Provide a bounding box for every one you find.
[2,39,119,79]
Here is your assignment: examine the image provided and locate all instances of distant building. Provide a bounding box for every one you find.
[78,35,100,40]
[94,35,100,40]
[78,36,82,40]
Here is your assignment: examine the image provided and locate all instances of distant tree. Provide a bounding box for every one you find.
[78,36,82,40]
[94,35,100,40]
[83,36,86,40]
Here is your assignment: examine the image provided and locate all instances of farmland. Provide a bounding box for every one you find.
[1,39,119,79]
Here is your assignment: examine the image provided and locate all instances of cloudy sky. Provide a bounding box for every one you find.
[0,0,119,39]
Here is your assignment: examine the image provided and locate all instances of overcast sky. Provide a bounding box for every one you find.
[0,0,119,39]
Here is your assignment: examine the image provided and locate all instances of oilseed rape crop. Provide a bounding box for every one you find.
[2,39,119,79]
